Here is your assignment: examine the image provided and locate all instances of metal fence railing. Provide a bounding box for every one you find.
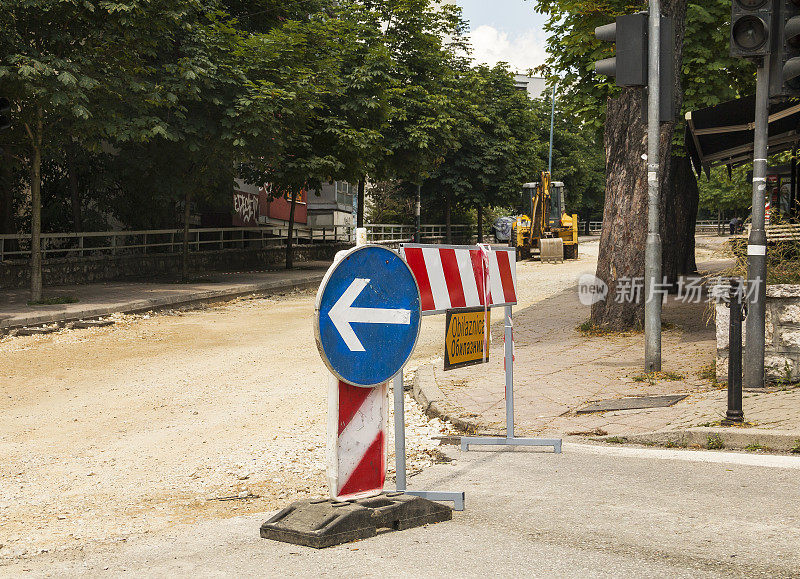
[0,220,740,262]
[577,220,727,236]
[0,223,482,261]
[695,220,725,234]
[0,225,353,262]
[578,221,604,235]
[366,224,478,244]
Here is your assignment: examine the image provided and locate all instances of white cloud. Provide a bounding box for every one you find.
[467,25,548,74]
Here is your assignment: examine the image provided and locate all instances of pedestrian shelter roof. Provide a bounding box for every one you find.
[686,96,800,176]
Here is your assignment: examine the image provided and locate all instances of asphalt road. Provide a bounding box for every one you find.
[9,442,800,578]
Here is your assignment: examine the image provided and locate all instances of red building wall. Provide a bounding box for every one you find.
[258,184,307,224]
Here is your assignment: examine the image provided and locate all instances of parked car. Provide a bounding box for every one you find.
[493,216,515,242]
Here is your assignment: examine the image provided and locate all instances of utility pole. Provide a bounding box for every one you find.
[644,0,663,372]
[745,56,770,389]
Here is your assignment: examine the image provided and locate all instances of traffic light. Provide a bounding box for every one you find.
[731,0,774,59]
[770,0,800,97]
[0,98,10,131]
[594,13,675,122]
[595,13,648,86]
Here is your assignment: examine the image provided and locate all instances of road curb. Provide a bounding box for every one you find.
[0,274,325,331]
[605,427,800,453]
[411,363,480,434]
[411,361,800,454]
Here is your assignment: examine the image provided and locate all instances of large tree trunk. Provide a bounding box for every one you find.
[445,188,452,244]
[356,179,365,228]
[181,189,192,282]
[592,0,689,328]
[591,88,648,330]
[661,155,698,285]
[67,144,82,232]
[659,0,696,285]
[286,190,297,270]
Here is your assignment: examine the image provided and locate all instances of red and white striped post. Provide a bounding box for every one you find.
[327,377,387,501]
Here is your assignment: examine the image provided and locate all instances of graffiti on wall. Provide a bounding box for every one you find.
[233,190,260,226]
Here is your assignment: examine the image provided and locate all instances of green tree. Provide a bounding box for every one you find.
[428,65,541,242]
[375,0,471,233]
[0,0,113,300]
[536,0,752,328]
[0,0,229,295]
[531,96,606,221]
[698,167,752,219]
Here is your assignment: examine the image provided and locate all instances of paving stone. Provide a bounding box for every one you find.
[415,285,800,441]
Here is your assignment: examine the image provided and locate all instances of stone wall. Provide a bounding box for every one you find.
[0,243,349,290]
[716,284,800,384]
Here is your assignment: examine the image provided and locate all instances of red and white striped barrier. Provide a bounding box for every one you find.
[400,244,517,314]
[327,378,387,501]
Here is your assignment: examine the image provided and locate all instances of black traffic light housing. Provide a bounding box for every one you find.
[731,0,774,59]
[0,98,10,131]
[594,13,675,123]
[770,0,800,97]
[595,14,648,86]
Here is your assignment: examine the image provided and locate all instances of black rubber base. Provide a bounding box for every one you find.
[260,492,452,549]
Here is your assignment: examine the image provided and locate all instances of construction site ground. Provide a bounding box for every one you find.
[2,235,798,571]
[0,238,604,564]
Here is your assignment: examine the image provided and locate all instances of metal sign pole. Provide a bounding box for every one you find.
[644,0,663,373]
[745,55,770,389]
[393,371,407,491]
[461,306,562,452]
[393,368,464,511]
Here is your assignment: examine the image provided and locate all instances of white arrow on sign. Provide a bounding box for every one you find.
[329,278,412,352]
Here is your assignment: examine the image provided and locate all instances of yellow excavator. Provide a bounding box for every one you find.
[510,171,579,261]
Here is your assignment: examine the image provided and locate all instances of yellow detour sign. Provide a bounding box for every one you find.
[444,307,490,370]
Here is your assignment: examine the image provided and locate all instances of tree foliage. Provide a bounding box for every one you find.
[1,0,609,290]
[536,0,753,148]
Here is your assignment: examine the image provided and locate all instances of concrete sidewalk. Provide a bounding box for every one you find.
[412,283,800,451]
[0,262,330,331]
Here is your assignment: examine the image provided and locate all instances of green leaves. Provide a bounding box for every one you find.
[536,0,755,148]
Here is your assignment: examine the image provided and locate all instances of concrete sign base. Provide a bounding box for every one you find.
[260,492,452,549]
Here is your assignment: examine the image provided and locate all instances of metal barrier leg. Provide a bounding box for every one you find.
[461,306,562,454]
[393,371,407,492]
[505,306,514,439]
[393,369,465,511]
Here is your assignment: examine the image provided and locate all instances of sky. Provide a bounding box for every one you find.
[449,0,550,75]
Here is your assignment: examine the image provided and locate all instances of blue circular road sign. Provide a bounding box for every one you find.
[315,245,421,387]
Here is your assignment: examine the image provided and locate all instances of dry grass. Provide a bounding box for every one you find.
[631,370,686,383]
[697,363,726,389]
[578,320,675,338]
[726,230,800,285]
[27,295,79,306]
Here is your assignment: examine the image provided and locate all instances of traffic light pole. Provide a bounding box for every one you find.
[745,56,770,389]
[644,0,663,373]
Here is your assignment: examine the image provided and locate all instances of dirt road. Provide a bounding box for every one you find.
[2,238,682,563]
